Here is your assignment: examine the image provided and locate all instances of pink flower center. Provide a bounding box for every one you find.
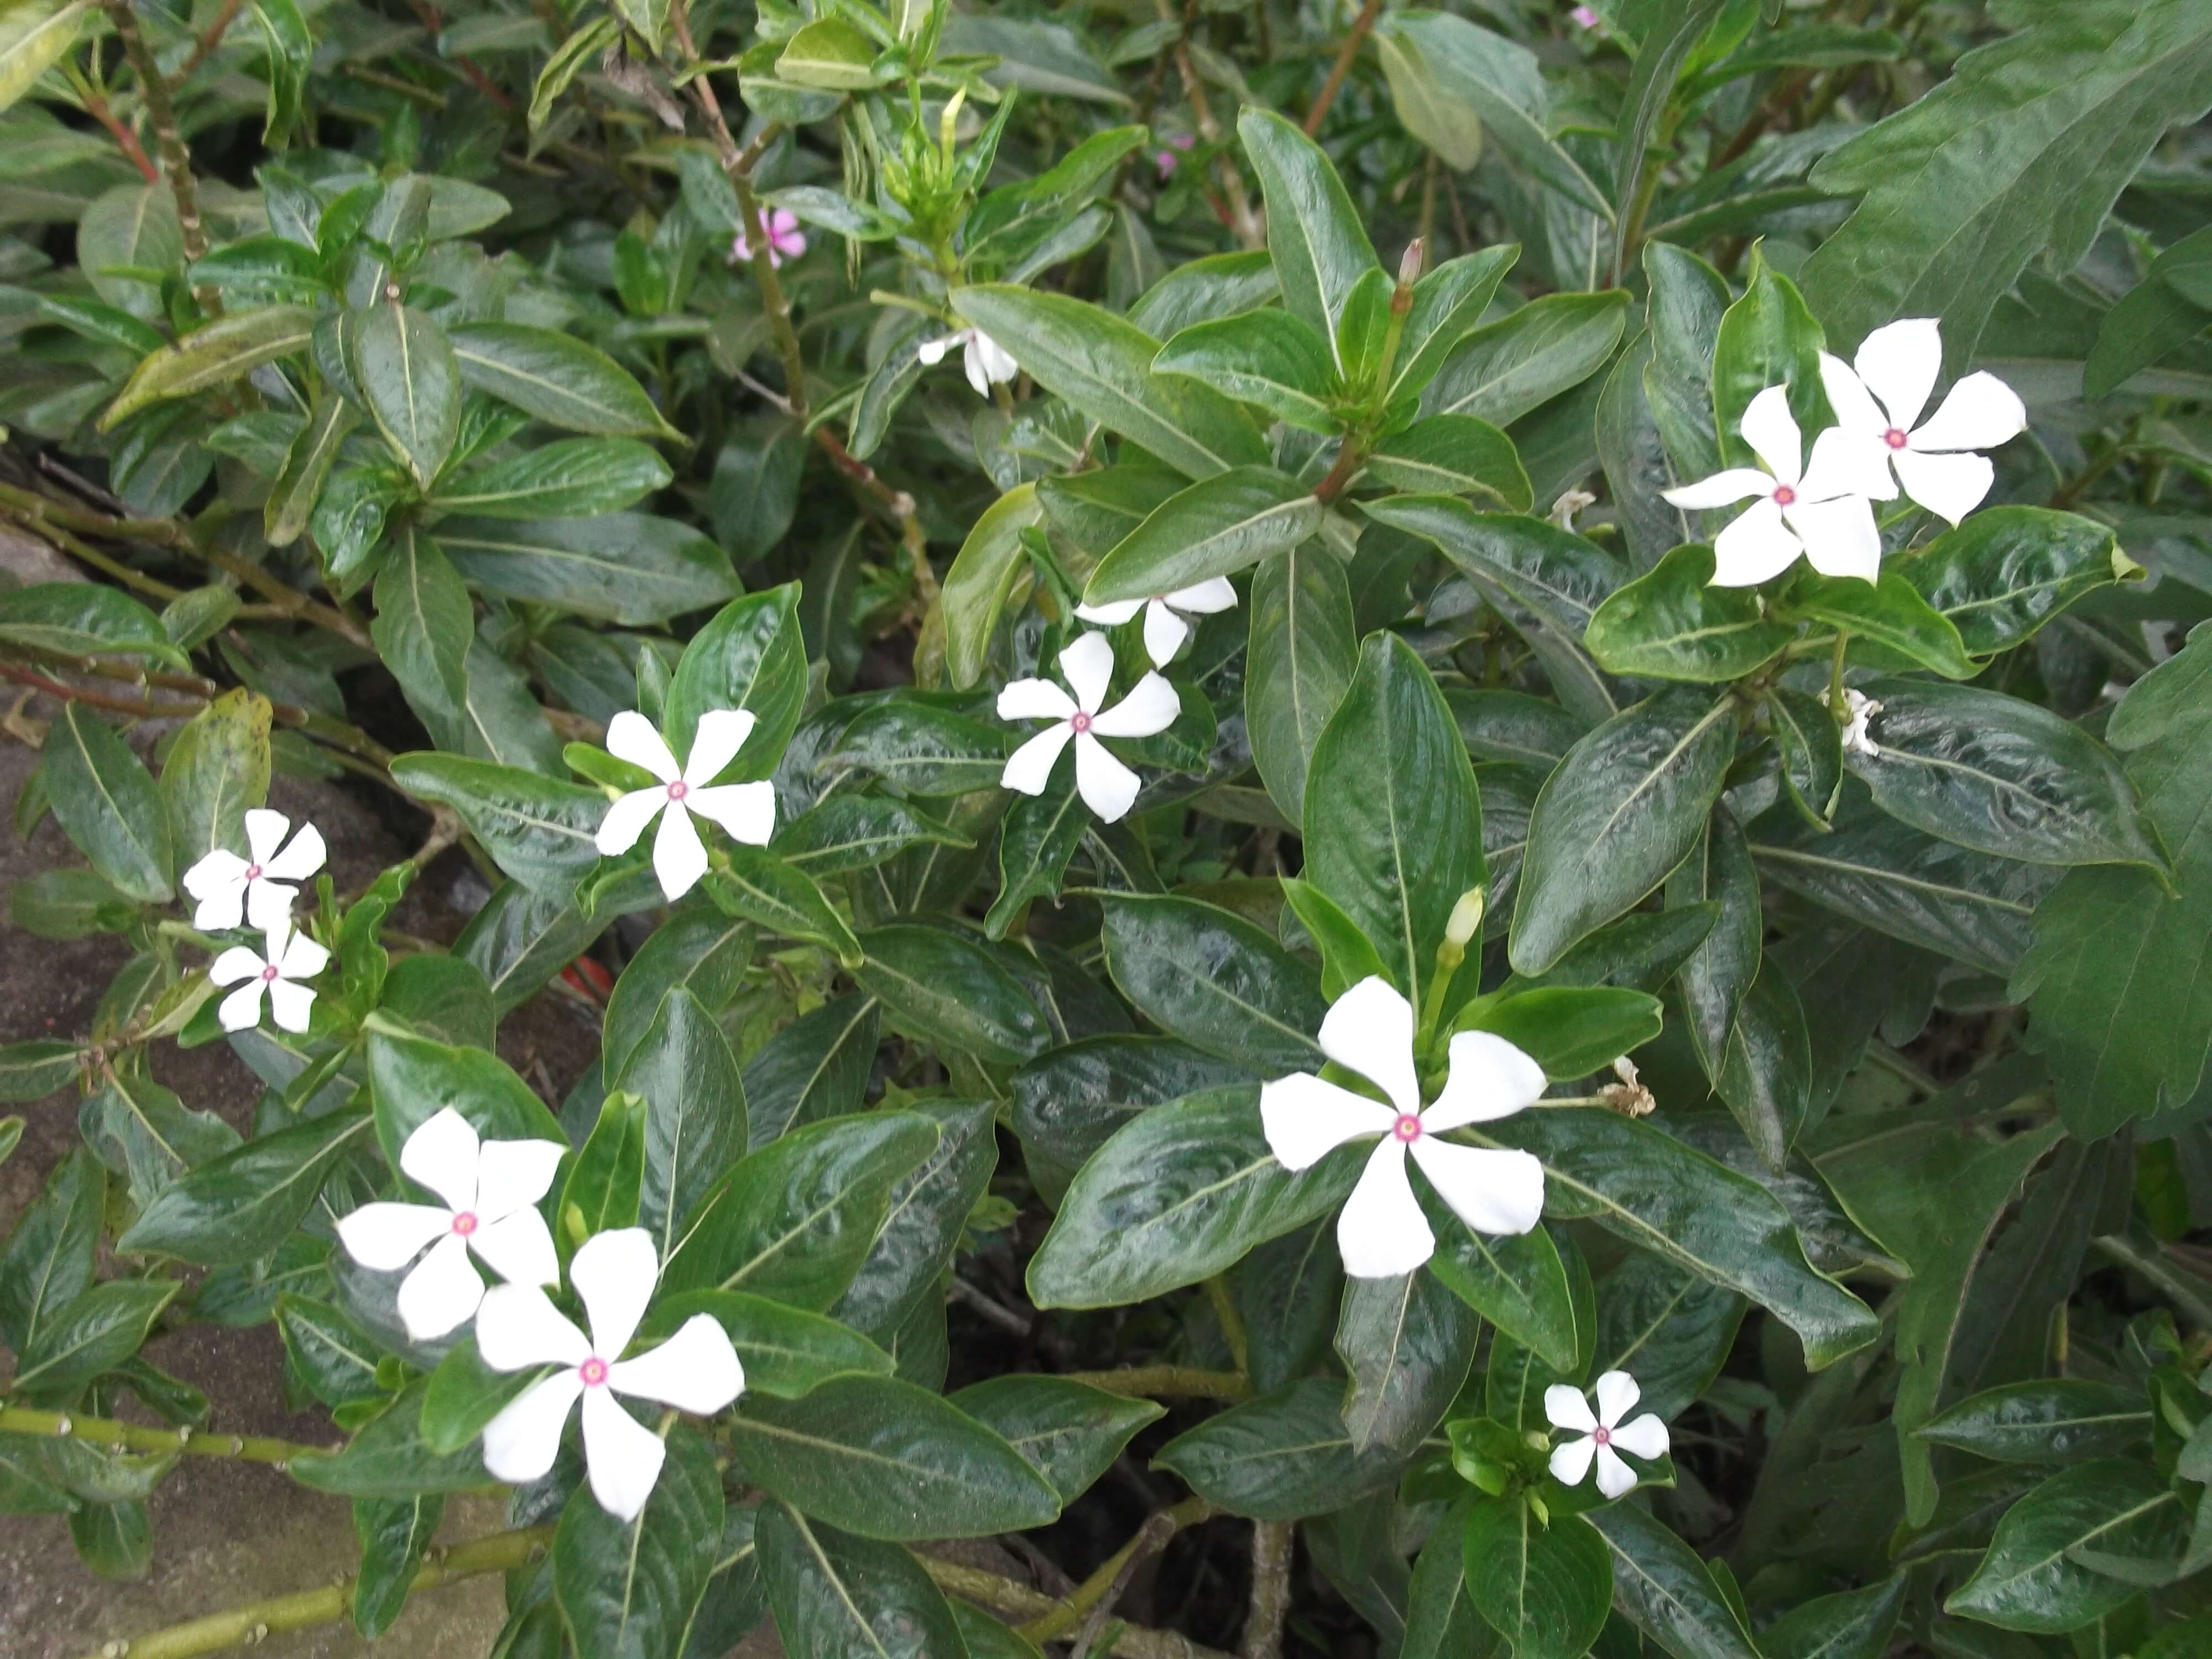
[578,1357,609,1387]
[450,1211,478,1237]
[1593,1425,1611,1446]
[244,863,263,880]
[1392,1113,1423,1143]
[1771,484,1797,507]
[1069,711,1093,734]
[260,964,280,983]
[666,780,690,801]
[1884,427,1909,450]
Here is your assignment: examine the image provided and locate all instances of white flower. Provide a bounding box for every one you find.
[998,631,1181,824]
[210,920,328,1034]
[1662,385,1882,586]
[1824,686,1883,758]
[1260,976,1547,1279]
[1546,1370,1670,1498]
[181,808,325,932]
[1074,577,1238,668]
[1817,319,2027,526]
[476,1228,745,1521]
[595,708,776,902]
[334,1108,566,1343]
[918,327,1018,397]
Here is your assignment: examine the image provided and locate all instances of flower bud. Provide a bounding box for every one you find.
[1445,887,1485,948]
[1398,238,1426,286]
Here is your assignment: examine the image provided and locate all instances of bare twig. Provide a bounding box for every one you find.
[1240,1521,1295,1659]
[1303,0,1382,137]
[174,0,248,85]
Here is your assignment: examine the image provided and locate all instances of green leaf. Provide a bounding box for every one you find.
[830,1099,997,1339]
[1587,1502,1760,1659]
[1896,507,2140,657]
[554,1425,724,1656]
[1363,416,1533,509]
[558,1091,645,1248]
[1460,1498,1612,1659]
[342,302,461,489]
[941,483,1044,690]
[755,1504,969,1659]
[1711,248,1827,457]
[1919,1380,2152,1464]
[13,1279,177,1399]
[448,323,671,437]
[1509,689,1738,975]
[1245,545,1357,830]
[1010,1035,1254,1190]
[775,15,878,88]
[1083,466,1323,606]
[352,1494,443,1639]
[266,393,358,548]
[950,285,1269,479]
[661,584,807,771]
[611,987,747,1260]
[1027,1086,1359,1308]
[729,1374,1060,1541]
[0,583,186,666]
[379,954,494,1051]
[703,846,864,968]
[0,0,91,117]
[1423,294,1632,428]
[743,994,881,1149]
[1153,1376,1404,1521]
[117,1112,375,1268]
[661,1111,939,1305]
[366,1030,565,1174]
[1945,1460,2188,1633]
[1668,809,1760,1082]
[1776,569,1978,680]
[2086,225,2212,397]
[0,1041,78,1104]
[599,911,753,1079]
[1586,545,1793,682]
[159,690,272,874]
[1801,0,2212,368]
[1127,250,1281,340]
[373,530,473,731]
[1455,986,1664,1082]
[1096,893,1327,1073]
[1427,1216,1579,1374]
[1335,1265,1478,1455]
[248,0,312,146]
[773,797,971,877]
[1374,20,1484,169]
[102,306,316,428]
[1592,1253,1744,1423]
[1713,959,1814,1172]
[823,701,1011,797]
[430,438,672,519]
[1235,106,1381,343]
[45,705,174,903]
[986,769,1089,940]
[852,925,1048,1065]
[1153,310,1340,432]
[639,1290,893,1399]
[0,1149,102,1354]
[69,1499,150,1581]
[392,755,606,895]
[1759,1578,1905,1659]
[82,1069,240,1210]
[419,1338,534,1455]
[437,514,740,629]
[947,1375,1163,1505]
[1768,686,1842,830]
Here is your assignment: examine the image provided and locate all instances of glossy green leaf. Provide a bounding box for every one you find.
[1154,309,1340,432]
[1155,1375,1405,1520]
[1777,569,1977,681]
[610,987,747,1259]
[1245,545,1357,825]
[366,1030,565,1172]
[0,1149,103,1353]
[1587,545,1792,682]
[1946,1460,2188,1632]
[640,1289,892,1399]
[703,846,863,968]
[1335,1265,1478,1455]
[102,306,316,428]
[45,705,173,903]
[437,514,739,629]
[853,924,1048,1065]
[117,1111,374,1268]
[13,1279,177,1399]
[941,483,1044,690]
[554,1425,724,1657]
[1423,294,1631,428]
[1592,1253,1745,1423]
[1083,467,1322,606]
[661,584,806,770]
[830,1099,997,1339]
[1587,1502,1759,1659]
[449,323,671,437]
[1460,1498,1612,1659]
[1759,1577,1904,1659]
[1896,507,2140,656]
[1363,416,1533,509]
[0,583,186,666]
[743,995,881,1149]
[948,1375,1163,1505]
[159,690,272,875]
[1919,1379,2152,1465]
[1237,106,1381,342]
[1097,893,1326,1072]
[755,1504,968,1659]
[351,1493,442,1639]
[343,302,460,488]
[389,754,603,894]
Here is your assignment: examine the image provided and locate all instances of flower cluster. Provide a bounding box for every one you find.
[182,808,330,1035]
[1664,319,2026,586]
[336,1110,745,1520]
[594,708,777,901]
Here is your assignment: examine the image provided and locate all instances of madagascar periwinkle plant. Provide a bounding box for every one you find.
[3,0,2212,1655]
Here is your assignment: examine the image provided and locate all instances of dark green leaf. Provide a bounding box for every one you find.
[367,1031,565,1174]
[13,1279,177,1399]
[554,1425,724,1657]
[117,1111,375,1269]
[1154,1375,1404,1521]
[1422,294,1631,428]
[1592,1252,1745,1423]
[1587,545,1792,682]
[1335,1265,1478,1455]
[1461,1498,1612,1659]
[1945,1460,2187,1633]
[1097,893,1326,1072]
[344,302,460,488]
[1896,507,2141,657]
[0,1148,103,1353]
[828,1098,996,1339]
[755,1504,969,1659]
[704,846,864,968]
[1363,416,1533,509]
[743,995,881,1149]
[1083,467,1322,606]
[948,1375,1163,1505]
[430,437,671,519]
[854,924,1050,1066]
[640,1289,893,1399]
[449,322,671,436]
[388,754,605,894]
[1920,1380,2151,1465]
[1236,107,1381,343]
[45,704,173,903]
[1776,570,1977,681]
[1246,545,1357,825]
[611,987,748,1260]
[1153,309,1340,432]
[941,483,1044,691]
[1587,1502,1760,1659]
[661,585,806,772]
[437,514,740,629]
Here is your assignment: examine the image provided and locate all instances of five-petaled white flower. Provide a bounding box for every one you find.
[998,632,1181,824]
[476,1228,745,1521]
[335,1108,566,1343]
[1662,384,1882,586]
[595,708,776,902]
[1825,686,1883,758]
[182,808,325,932]
[1260,976,1547,1279]
[1546,1370,1670,1499]
[211,921,328,1034]
[918,327,1018,397]
[1075,577,1238,668]
[1817,319,2027,526]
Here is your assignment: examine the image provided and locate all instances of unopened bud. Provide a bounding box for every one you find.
[1398,238,1426,286]
[1445,888,1485,948]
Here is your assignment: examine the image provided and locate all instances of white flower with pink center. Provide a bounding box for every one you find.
[917,327,1019,397]
[1816,318,2027,526]
[594,708,776,901]
[181,807,325,932]
[1546,1369,1670,1498]
[475,1228,745,1521]
[1662,384,1882,586]
[334,1108,566,1343]
[1260,976,1547,1279]
[998,631,1181,823]
[1075,576,1239,668]
[210,920,328,1034]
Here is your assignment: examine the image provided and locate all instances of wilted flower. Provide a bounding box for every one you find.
[999,631,1181,823]
[595,709,776,902]
[1546,1370,1670,1498]
[1074,577,1238,667]
[211,921,328,1034]
[1825,686,1884,757]
[182,808,324,932]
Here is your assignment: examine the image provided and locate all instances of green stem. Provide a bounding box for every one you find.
[0,1405,330,1465]
[1018,1497,1215,1644]
[1203,1276,1251,1375]
[1827,629,1850,722]
[1057,1365,1254,1401]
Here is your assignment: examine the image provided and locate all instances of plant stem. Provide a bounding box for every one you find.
[1303,0,1382,137]
[65,67,160,184]
[101,0,212,276]
[0,1405,331,1465]
[1311,441,1365,505]
[1057,1365,1254,1400]
[1156,0,1263,250]
[922,1556,1233,1659]
[1240,1520,1295,1659]
[174,0,248,84]
[1019,1496,1215,1645]
[66,1525,556,1659]
[1828,628,1849,722]
[1203,1275,1251,1375]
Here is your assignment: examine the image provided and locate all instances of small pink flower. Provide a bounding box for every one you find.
[1569,5,1603,29]
[732,208,807,269]
[1156,134,1194,180]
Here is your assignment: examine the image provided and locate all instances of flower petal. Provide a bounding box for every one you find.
[1073,598,1145,626]
[1739,386,1803,486]
[1139,600,1190,667]
[1595,1444,1640,1498]
[1259,1072,1395,1170]
[471,1208,561,1289]
[1660,468,1775,511]
[1593,1369,1641,1427]
[1550,1433,1597,1488]
[182,848,248,902]
[191,883,248,934]
[481,1369,582,1484]
[244,880,300,932]
[335,1202,453,1271]
[278,928,330,980]
[1545,1384,1597,1433]
[397,1233,484,1342]
[210,945,267,987]
[476,1285,592,1371]
[581,1387,666,1521]
[1610,1412,1670,1459]
[217,981,265,1032]
[1425,1030,1547,1131]
[916,331,967,367]
[571,1227,660,1358]
[596,787,666,858]
[1166,576,1238,614]
[606,711,681,782]
[964,338,994,398]
[1088,671,1181,739]
[1001,723,1073,797]
[474,1139,568,1222]
[244,807,290,865]
[1786,493,1883,583]
[1073,732,1142,823]
[969,331,1018,389]
[1816,352,1888,439]
[608,1314,745,1413]
[651,800,709,900]
[682,708,757,787]
[1058,631,1116,714]
[1709,497,1803,587]
[1798,426,1897,505]
[1892,446,1995,527]
[1338,1140,1433,1277]
[685,781,776,847]
[266,978,316,1032]
[1317,975,1420,1114]
[262,821,326,882]
[401,1107,482,1214]
[1408,1139,1546,1236]
[1853,317,1943,431]
[998,677,1079,723]
[1909,371,2026,453]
